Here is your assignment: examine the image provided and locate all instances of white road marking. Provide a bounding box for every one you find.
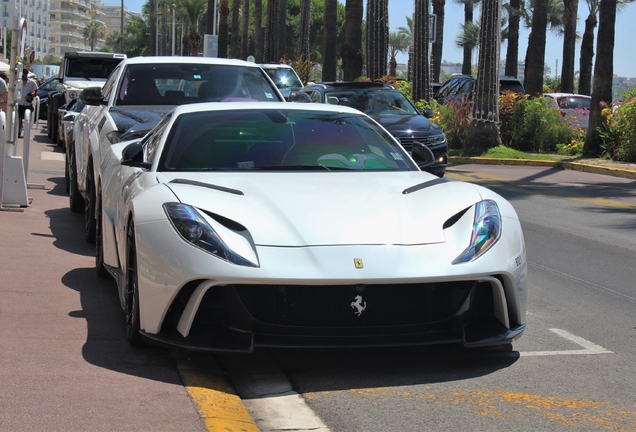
[41,151,65,161]
[519,328,614,357]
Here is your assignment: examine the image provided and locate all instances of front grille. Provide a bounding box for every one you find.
[396,136,429,152]
[233,282,474,328]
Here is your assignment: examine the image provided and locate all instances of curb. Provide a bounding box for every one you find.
[448,157,636,180]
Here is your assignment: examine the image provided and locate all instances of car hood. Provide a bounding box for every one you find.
[62,79,107,91]
[110,106,174,136]
[158,172,483,247]
[371,113,440,138]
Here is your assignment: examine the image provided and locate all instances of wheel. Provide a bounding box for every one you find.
[84,161,96,243]
[125,220,143,346]
[69,152,84,213]
[95,188,108,278]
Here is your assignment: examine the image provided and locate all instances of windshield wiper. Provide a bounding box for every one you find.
[249,164,334,171]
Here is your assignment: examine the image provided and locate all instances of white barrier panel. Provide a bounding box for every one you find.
[32,96,40,127]
[2,155,28,207]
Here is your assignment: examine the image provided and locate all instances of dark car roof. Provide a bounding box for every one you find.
[307,81,388,89]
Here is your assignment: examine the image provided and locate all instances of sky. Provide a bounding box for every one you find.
[105,0,636,78]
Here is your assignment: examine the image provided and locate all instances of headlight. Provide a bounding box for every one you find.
[164,203,258,267]
[428,133,446,145]
[68,90,79,100]
[452,200,501,264]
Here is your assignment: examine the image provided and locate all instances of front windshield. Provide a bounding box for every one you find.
[159,109,418,172]
[325,89,419,115]
[264,68,303,89]
[116,64,280,106]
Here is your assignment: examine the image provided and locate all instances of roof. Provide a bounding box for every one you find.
[171,101,364,116]
[120,56,264,67]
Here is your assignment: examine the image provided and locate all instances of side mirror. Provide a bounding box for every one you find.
[79,87,106,106]
[121,140,148,168]
[288,91,312,103]
[421,108,434,118]
[411,141,435,169]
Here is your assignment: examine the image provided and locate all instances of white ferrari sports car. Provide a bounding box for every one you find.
[98,102,527,351]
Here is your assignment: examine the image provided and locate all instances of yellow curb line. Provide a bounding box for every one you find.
[448,157,636,180]
[179,368,259,432]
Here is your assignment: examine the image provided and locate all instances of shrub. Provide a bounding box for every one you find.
[599,88,636,162]
[434,99,471,149]
[507,95,572,152]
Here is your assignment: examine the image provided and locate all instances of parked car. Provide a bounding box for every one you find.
[34,76,59,120]
[96,101,528,350]
[435,75,525,105]
[61,98,85,192]
[543,93,591,132]
[71,56,285,246]
[258,63,304,101]
[303,81,447,176]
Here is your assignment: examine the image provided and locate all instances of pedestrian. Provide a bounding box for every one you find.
[338,97,350,106]
[0,72,9,113]
[18,69,38,138]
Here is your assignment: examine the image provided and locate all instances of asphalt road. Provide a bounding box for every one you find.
[2,124,636,431]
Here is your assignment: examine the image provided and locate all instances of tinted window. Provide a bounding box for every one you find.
[116,64,281,106]
[159,109,417,172]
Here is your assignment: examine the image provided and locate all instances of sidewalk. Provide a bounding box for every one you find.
[1,123,208,431]
[448,156,636,180]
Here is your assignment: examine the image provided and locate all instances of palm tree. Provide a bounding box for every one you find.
[323,0,338,80]
[465,0,502,149]
[277,0,289,60]
[524,0,549,95]
[218,0,230,57]
[83,21,105,52]
[584,0,616,156]
[180,0,207,56]
[504,0,520,76]
[397,16,413,80]
[341,0,363,80]
[264,0,278,61]
[298,0,312,60]
[254,0,263,61]
[412,0,431,101]
[455,21,479,73]
[388,31,410,76]
[455,0,480,75]
[431,0,446,82]
[231,0,240,58]
[560,0,578,92]
[241,0,250,59]
[365,0,389,81]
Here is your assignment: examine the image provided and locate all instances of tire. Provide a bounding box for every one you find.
[84,161,96,243]
[125,220,143,346]
[64,150,70,193]
[95,188,108,278]
[69,152,84,213]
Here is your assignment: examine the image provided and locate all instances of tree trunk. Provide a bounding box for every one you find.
[560,0,578,92]
[149,0,157,56]
[584,0,616,156]
[341,0,363,80]
[578,12,597,95]
[276,0,289,60]
[323,0,338,81]
[255,0,263,61]
[523,0,548,96]
[298,0,312,60]
[264,0,279,62]
[218,0,230,58]
[461,1,474,76]
[230,0,240,58]
[504,0,519,77]
[431,0,445,82]
[412,0,430,101]
[365,0,389,81]
[241,0,250,59]
[465,0,502,149]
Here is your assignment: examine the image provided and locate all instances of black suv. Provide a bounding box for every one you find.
[435,75,525,105]
[302,81,447,177]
